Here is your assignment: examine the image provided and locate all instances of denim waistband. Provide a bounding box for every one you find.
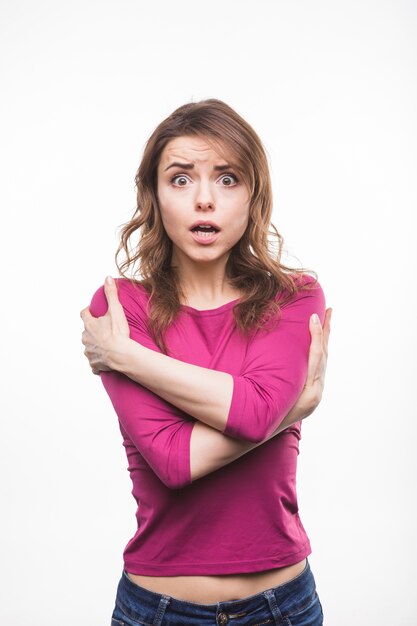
[116,557,316,622]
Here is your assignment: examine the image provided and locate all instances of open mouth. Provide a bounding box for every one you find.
[190,227,220,244]
[190,226,220,236]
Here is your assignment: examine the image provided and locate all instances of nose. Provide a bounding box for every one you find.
[195,178,215,210]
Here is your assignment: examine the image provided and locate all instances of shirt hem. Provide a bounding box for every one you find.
[123,541,311,576]
[223,374,245,439]
[176,419,194,488]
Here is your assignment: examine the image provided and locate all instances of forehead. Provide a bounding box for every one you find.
[158,136,233,167]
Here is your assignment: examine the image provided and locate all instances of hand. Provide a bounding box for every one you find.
[265,307,332,439]
[80,276,130,375]
[294,308,332,419]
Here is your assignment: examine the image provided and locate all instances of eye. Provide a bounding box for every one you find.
[219,172,239,186]
[170,174,190,187]
[169,172,239,187]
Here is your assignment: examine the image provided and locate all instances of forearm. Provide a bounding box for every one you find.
[190,401,305,482]
[109,336,233,433]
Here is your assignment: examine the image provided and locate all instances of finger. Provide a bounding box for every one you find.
[304,314,324,386]
[104,276,122,311]
[80,307,93,322]
[104,278,130,334]
[322,308,332,358]
[309,313,323,350]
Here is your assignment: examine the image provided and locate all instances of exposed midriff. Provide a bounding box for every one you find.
[126,558,307,603]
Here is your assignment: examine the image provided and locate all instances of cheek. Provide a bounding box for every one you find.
[157,190,180,228]
[231,203,250,232]
[225,189,250,216]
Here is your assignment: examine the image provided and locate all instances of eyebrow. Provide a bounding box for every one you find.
[164,162,233,172]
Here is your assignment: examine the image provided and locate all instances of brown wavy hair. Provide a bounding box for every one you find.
[115,98,318,355]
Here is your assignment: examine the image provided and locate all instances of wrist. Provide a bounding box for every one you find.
[286,402,307,423]
[107,335,137,373]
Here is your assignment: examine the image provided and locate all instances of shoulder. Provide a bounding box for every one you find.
[89,277,150,318]
[279,272,325,302]
[291,271,322,289]
[272,272,326,322]
[115,277,150,305]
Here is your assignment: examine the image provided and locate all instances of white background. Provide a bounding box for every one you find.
[1,1,416,624]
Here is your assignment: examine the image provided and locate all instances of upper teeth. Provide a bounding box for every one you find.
[198,225,212,228]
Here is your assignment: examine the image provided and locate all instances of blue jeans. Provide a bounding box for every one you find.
[110,557,324,625]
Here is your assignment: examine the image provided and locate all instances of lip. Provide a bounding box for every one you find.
[189,220,222,231]
[190,230,220,245]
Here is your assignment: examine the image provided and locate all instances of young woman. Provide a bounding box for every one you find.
[80,99,332,626]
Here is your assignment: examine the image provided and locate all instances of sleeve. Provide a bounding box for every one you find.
[223,277,326,443]
[88,279,195,490]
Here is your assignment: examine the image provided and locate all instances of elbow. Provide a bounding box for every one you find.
[252,432,268,444]
[226,376,283,443]
[247,399,286,443]
[241,428,269,445]
[226,423,269,444]
[229,403,281,444]
[160,473,191,490]
[155,451,192,490]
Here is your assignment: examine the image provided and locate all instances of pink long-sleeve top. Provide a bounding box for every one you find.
[88,273,326,575]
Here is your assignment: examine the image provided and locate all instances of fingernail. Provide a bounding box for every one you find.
[312,313,319,324]
[105,276,113,285]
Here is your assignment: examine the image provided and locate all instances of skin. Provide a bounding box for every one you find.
[156,135,251,306]
[79,134,333,602]
[81,276,332,470]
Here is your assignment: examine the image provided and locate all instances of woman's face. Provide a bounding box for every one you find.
[156,135,251,268]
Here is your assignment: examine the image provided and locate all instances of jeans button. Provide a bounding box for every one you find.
[217,612,229,625]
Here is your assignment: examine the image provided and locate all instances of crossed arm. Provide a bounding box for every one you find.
[81,277,330,488]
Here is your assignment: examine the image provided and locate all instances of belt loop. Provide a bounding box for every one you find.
[263,588,286,626]
[152,594,171,626]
